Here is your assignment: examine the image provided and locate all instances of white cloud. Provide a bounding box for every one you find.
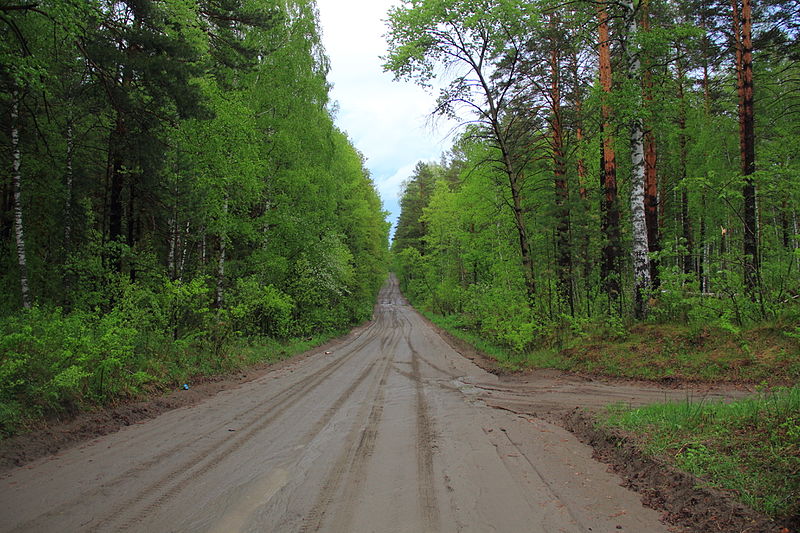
[316,0,459,234]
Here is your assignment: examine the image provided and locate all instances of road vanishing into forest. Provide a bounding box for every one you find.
[1,275,731,533]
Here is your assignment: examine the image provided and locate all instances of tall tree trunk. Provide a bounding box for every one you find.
[179,221,189,281]
[508,166,537,302]
[108,112,126,245]
[64,121,74,247]
[550,32,574,316]
[733,0,758,292]
[201,229,207,265]
[11,91,32,309]
[642,1,660,289]
[570,50,591,314]
[168,215,176,280]
[781,200,790,250]
[215,195,229,309]
[700,23,711,293]
[623,0,652,319]
[127,178,137,282]
[598,2,622,307]
[127,179,136,247]
[701,211,709,293]
[677,55,693,278]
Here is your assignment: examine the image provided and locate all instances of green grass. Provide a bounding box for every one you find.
[600,387,800,520]
[0,324,346,438]
[424,310,800,384]
[422,311,560,371]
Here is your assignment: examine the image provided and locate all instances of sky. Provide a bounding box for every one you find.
[315,0,459,236]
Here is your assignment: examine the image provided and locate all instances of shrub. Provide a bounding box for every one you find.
[229,277,294,338]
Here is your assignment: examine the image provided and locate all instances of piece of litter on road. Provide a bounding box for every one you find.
[324,351,332,354]
[182,384,189,390]
[228,428,236,432]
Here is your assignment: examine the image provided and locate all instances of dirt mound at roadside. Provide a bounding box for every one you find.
[561,408,795,533]
[0,372,255,473]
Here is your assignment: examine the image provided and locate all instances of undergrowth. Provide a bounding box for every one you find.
[424,311,800,384]
[0,278,350,438]
[601,387,800,521]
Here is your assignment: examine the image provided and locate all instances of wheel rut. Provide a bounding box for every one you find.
[12,319,384,533]
[411,344,439,530]
[300,329,398,532]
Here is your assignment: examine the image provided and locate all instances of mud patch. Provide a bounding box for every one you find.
[560,409,796,533]
[421,310,790,532]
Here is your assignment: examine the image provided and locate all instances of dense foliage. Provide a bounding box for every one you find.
[387,0,800,352]
[0,0,389,434]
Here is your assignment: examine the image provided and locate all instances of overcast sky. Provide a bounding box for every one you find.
[315,0,458,236]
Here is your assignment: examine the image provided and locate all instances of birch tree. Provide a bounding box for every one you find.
[9,90,31,309]
[622,0,652,319]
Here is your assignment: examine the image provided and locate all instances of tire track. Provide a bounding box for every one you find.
[411,345,439,530]
[299,324,399,532]
[12,327,380,533]
[81,321,388,532]
[490,425,588,530]
[113,357,383,532]
[21,319,386,530]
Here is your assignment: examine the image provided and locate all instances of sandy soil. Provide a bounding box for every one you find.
[0,276,779,532]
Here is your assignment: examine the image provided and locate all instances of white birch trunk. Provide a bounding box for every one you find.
[623,0,652,319]
[11,92,32,309]
[178,221,189,281]
[64,121,74,246]
[702,242,708,293]
[167,215,176,279]
[215,195,228,308]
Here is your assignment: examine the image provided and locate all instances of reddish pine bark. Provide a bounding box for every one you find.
[733,0,758,292]
[598,2,621,303]
[642,1,660,288]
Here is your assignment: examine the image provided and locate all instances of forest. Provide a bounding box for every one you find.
[0,0,389,435]
[387,0,800,368]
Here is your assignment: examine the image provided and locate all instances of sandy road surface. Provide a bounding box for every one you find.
[0,276,737,532]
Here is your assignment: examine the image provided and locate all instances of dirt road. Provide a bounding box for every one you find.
[2,276,741,532]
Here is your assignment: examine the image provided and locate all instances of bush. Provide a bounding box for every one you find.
[0,306,139,435]
[0,276,221,436]
[462,283,544,352]
[229,277,294,338]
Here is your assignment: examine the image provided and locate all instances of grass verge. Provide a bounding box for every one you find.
[423,311,800,384]
[0,328,346,439]
[222,331,342,372]
[599,387,800,522]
